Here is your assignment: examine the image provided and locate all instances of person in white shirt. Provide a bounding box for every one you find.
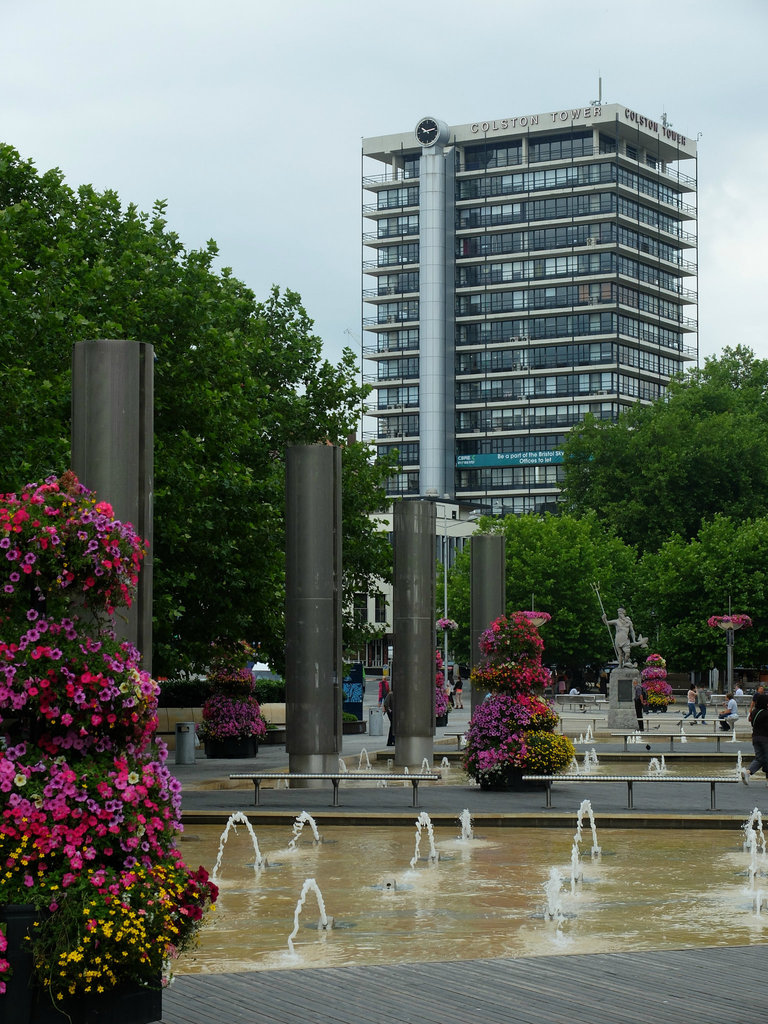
[718,693,739,732]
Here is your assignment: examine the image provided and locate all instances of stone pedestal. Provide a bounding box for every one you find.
[607,666,642,730]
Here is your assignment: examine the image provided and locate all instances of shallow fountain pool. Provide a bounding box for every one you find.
[176,811,768,975]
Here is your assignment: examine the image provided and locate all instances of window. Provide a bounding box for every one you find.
[374,594,387,623]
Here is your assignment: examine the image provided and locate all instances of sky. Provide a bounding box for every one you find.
[2,0,767,372]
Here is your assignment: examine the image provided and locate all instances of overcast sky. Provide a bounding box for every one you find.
[2,0,767,372]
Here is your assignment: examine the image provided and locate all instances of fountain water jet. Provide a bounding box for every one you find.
[543,866,566,929]
[582,749,599,771]
[357,749,372,771]
[286,878,332,955]
[458,809,473,841]
[212,811,266,878]
[743,809,766,855]
[410,811,439,868]
[574,799,601,860]
[288,811,321,851]
[440,756,450,769]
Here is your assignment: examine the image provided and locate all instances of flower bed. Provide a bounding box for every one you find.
[0,474,217,1008]
[464,612,574,786]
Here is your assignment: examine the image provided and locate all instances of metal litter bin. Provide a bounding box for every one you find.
[368,707,384,737]
[175,722,196,765]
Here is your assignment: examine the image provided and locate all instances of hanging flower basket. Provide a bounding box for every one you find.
[707,614,752,631]
[436,617,458,631]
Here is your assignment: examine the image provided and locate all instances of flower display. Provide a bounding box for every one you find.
[199,665,266,746]
[0,473,217,1006]
[464,611,573,785]
[707,614,752,631]
[434,650,450,718]
[641,653,674,711]
[0,472,147,629]
[436,617,458,631]
[199,694,266,742]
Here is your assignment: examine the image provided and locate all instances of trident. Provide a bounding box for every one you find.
[591,582,619,662]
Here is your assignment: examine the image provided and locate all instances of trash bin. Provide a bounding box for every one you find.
[368,707,384,737]
[175,722,196,765]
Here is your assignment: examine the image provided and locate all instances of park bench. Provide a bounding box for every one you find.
[612,719,744,752]
[554,694,608,712]
[521,773,740,810]
[229,771,441,807]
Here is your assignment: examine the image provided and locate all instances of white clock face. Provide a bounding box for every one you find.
[416,118,439,146]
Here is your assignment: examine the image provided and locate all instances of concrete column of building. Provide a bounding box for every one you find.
[71,339,154,670]
[285,445,343,780]
[392,500,436,768]
[419,143,448,498]
[469,534,505,712]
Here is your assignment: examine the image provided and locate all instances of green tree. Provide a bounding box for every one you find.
[634,515,768,673]
[0,143,393,675]
[447,512,638,671]
[562,347,768,551]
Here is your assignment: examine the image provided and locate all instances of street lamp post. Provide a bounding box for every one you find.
[709,612,752,692]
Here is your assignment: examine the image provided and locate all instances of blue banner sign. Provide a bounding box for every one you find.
[456,451,564,468]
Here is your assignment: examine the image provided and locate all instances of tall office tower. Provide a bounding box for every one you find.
[362,103,697,514]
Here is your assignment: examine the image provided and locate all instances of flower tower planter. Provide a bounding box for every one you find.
[463,612,574,788]
[0,474,217,1022]
[641,654,674,712]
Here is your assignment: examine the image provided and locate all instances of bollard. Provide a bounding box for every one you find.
[175,722,196,765]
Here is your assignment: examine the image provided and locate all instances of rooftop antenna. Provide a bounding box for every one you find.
[661,111,673,129]
[590,75,602,107]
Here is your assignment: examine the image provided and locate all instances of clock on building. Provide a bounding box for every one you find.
[415,116,448,147]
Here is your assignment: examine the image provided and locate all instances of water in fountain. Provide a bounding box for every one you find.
[420,757,432,774]
[679,726,687,743]
[584,724,594,743]
[543,866,566,930]
[286,878,332,956]
[212,811,266,878]
[569,840,583,893]
[180,822,768,973]
[410,811,439,868]
[568,756,580,773]
[338,758,348,773]
[582,748,599,772]
[574,799,601,860]
[743,809,766,855]
[440,756,450,768]
[736,751,743,775]
[458,809,473,841]
[357,749,372,771]
[288,811,322,851]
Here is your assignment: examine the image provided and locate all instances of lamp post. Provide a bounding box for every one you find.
[709,613,752,693]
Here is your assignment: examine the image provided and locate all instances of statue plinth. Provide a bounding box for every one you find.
[608,666,641,729]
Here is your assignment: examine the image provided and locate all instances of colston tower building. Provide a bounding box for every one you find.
[362,103,698,514]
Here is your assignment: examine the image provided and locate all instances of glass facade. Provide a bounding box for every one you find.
[362,105,698,512]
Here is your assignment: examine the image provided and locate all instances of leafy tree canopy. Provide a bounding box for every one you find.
[561,346,768,552]
[446,512,638,671]
[0,143,394,675]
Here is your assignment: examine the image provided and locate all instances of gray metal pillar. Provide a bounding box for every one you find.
[470,534,505,712]
[392,500,435,768]
[71,339,153,670]
[285,445,342,780]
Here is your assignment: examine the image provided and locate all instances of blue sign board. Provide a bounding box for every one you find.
[456,451,564,468]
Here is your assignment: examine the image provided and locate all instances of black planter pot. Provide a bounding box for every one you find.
[435,714,449,727]
[0,905,161,1024]
[342,720,367,735]
[204,737,259,758]
[478,768,545,791]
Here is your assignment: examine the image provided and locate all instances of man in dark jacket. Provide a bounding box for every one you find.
[741,689,768,784]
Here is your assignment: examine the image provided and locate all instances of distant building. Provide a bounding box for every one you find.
[362,103,697,514]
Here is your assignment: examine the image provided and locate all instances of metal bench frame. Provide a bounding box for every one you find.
[521,773,739,810]
[229,771,441,807]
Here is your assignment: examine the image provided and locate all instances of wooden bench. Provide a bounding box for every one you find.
[229,771,441,807]
[521,773,740,810]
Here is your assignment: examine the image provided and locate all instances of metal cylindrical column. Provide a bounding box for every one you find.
[285,445,342,780]
[392,500,435,768]
[71,339,154,670]
[470,534,505,711]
